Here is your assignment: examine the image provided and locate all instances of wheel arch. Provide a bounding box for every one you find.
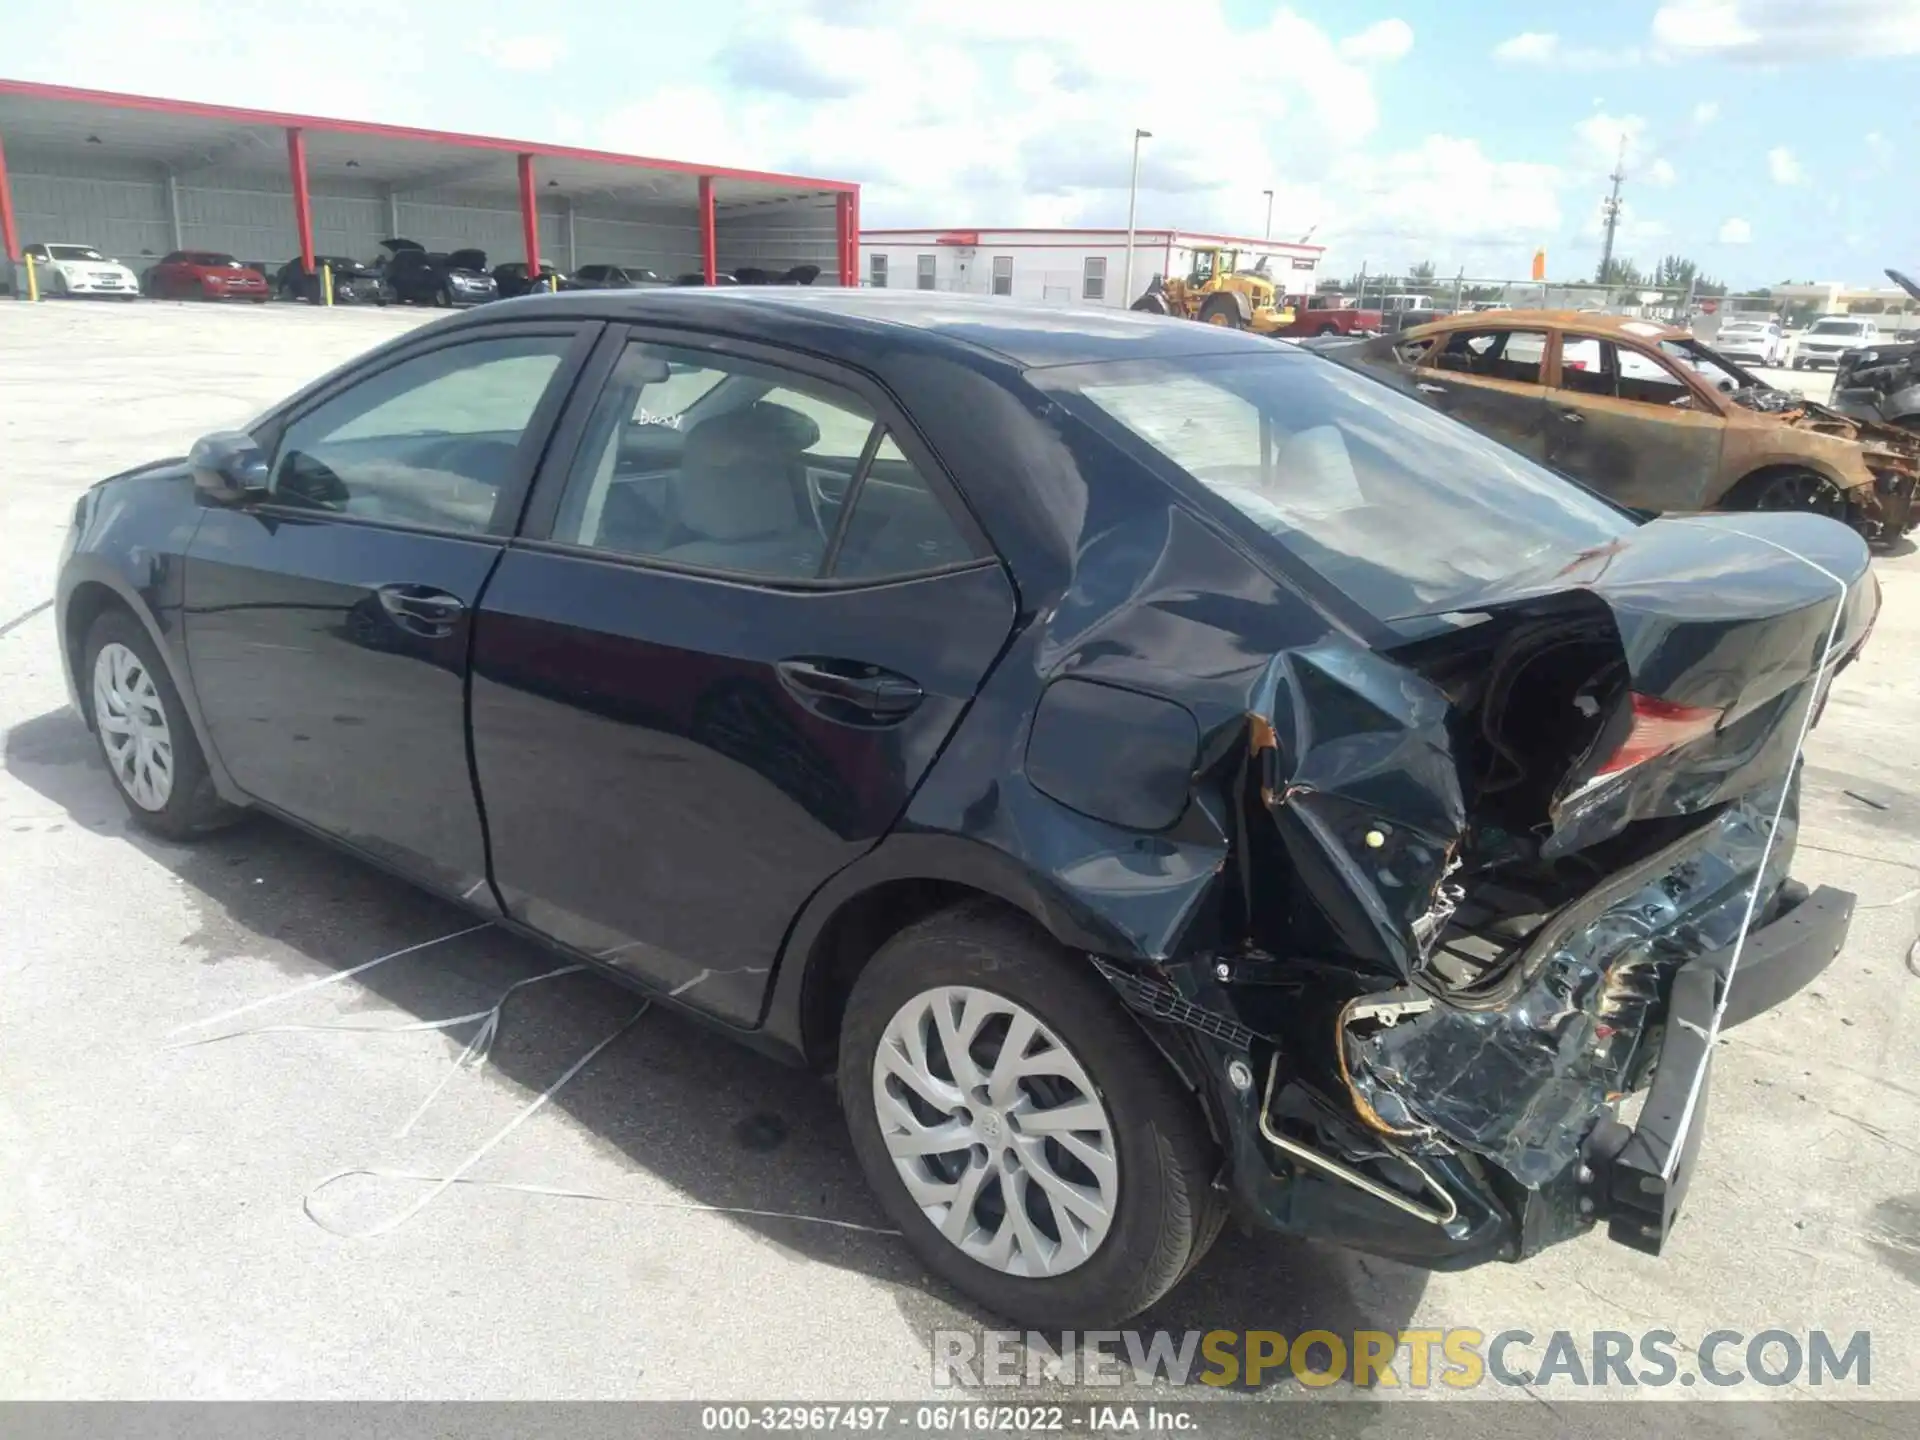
[59,564,242,803]
[1721,457,1858,509]
[1200,291,1251,324]
[765,834,1157,1073]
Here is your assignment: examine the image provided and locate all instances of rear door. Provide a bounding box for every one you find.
[1547,335,1726,510]
[468,328,1016,1024]
[1408,326,1552,461]
[184,320,599,900]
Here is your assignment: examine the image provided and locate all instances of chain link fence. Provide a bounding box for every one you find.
[1332,270,1920,337]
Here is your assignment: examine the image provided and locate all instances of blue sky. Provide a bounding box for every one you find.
[10,0,1918,287]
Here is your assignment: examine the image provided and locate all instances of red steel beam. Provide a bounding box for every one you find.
[286,127,315,274]
[518,153,541,279]
[0,127,18,263]
[849,187,860,287]
[698,175,716,285]
[836,192,853,286]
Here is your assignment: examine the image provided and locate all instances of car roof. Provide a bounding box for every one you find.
[1401,308,1690,343]
[471,288,1284,367]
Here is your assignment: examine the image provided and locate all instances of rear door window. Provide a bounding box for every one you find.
[544,340,979,581]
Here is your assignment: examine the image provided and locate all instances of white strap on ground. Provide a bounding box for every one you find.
[165,922,493,1037]
[163,926,898,1241]
[305,1169,901,1237]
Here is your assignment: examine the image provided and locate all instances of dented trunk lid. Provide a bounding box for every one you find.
[1435,510,1877,856]
[1262,511,1875,981]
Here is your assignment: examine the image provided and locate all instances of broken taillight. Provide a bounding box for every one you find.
[1593,694,1724,778]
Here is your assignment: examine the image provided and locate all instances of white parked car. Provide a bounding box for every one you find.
[21,241,140,299]
[1792,315,1881,370]
[1712,317,1787,367]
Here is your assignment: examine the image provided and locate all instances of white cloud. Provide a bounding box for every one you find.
[472,30,568,71]
[1692,101,1720,124]
[1574,112,1649,169]
[1718,217,1753,243]
[1493,30,1640,66]
[1651,0,1920,61]
[1767,146,1804,183]
[1494,31,1559,62]
[1337,18,1414,63]
[1648,158,1678,185]
[613,2,1435,249]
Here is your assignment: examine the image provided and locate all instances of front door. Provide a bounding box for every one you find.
[1547,336,1726,510]
[468,330,1015,1024]
[184,322,597,899]
[1410,326,1553,462]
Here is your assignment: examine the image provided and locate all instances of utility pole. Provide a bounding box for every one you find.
[1262,189,1273,240]
[1596,135,1625,285]
[1123,128,1152,306]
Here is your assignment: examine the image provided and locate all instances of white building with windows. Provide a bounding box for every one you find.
[859,227,1325,310]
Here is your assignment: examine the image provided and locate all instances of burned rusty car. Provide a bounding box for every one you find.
[56,291,1870,1325]
[1323,309,1919,543]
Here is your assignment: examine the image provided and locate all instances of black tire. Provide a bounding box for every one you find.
[1727,466,1850,520]
[81,608,243,840]
[1130,293,1170,315]
[838,899,1219,1326]
[1314,322,1337,336]
[1199,295,1245,329]
[1789,357,1804,371]
[433,285,452,308]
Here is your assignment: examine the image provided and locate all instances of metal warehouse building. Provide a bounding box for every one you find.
[0,79,861,290]
[860,228,1325,311]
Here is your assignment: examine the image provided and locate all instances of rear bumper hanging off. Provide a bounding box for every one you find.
[1581,882,1854,1255]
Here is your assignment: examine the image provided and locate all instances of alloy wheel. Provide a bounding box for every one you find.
[1752,471,1848,518]
[871,985,1119,1277]
[92,641,174,811]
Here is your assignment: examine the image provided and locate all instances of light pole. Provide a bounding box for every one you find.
[1263,188,1274,240]
[1123,127,1151,306]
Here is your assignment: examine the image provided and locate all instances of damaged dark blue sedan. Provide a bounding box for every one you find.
[55,290,1872,1325]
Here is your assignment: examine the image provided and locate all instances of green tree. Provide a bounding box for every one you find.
[1595,255,1645,287]
[1407,260,1437,289]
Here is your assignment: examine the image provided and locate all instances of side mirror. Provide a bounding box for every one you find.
[189,431,269,502]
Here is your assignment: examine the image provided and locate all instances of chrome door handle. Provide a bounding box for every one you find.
[1415,382,1447,395]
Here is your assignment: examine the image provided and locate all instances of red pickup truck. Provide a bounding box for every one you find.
[1276,293,1383,338]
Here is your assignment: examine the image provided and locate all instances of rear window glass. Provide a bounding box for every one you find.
[1039,351,1630,624]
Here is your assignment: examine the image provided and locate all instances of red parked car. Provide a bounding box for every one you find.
[143,251,270,302]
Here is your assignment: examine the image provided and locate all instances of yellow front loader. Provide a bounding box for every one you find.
[1130,246,1295,334]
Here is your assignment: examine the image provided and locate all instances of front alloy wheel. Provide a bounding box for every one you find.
[82,608,242,839]
[874,985,1118,1277]
[92,641,173,811]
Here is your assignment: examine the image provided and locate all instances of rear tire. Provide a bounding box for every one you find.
[1130,293,1170,315]
[433,285,452,308]
[1199,295,1245,329]
[82,608,243,840]
[1314,323,1337,336]
[838,900,1220,1326]
[1727,466,1850,521]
